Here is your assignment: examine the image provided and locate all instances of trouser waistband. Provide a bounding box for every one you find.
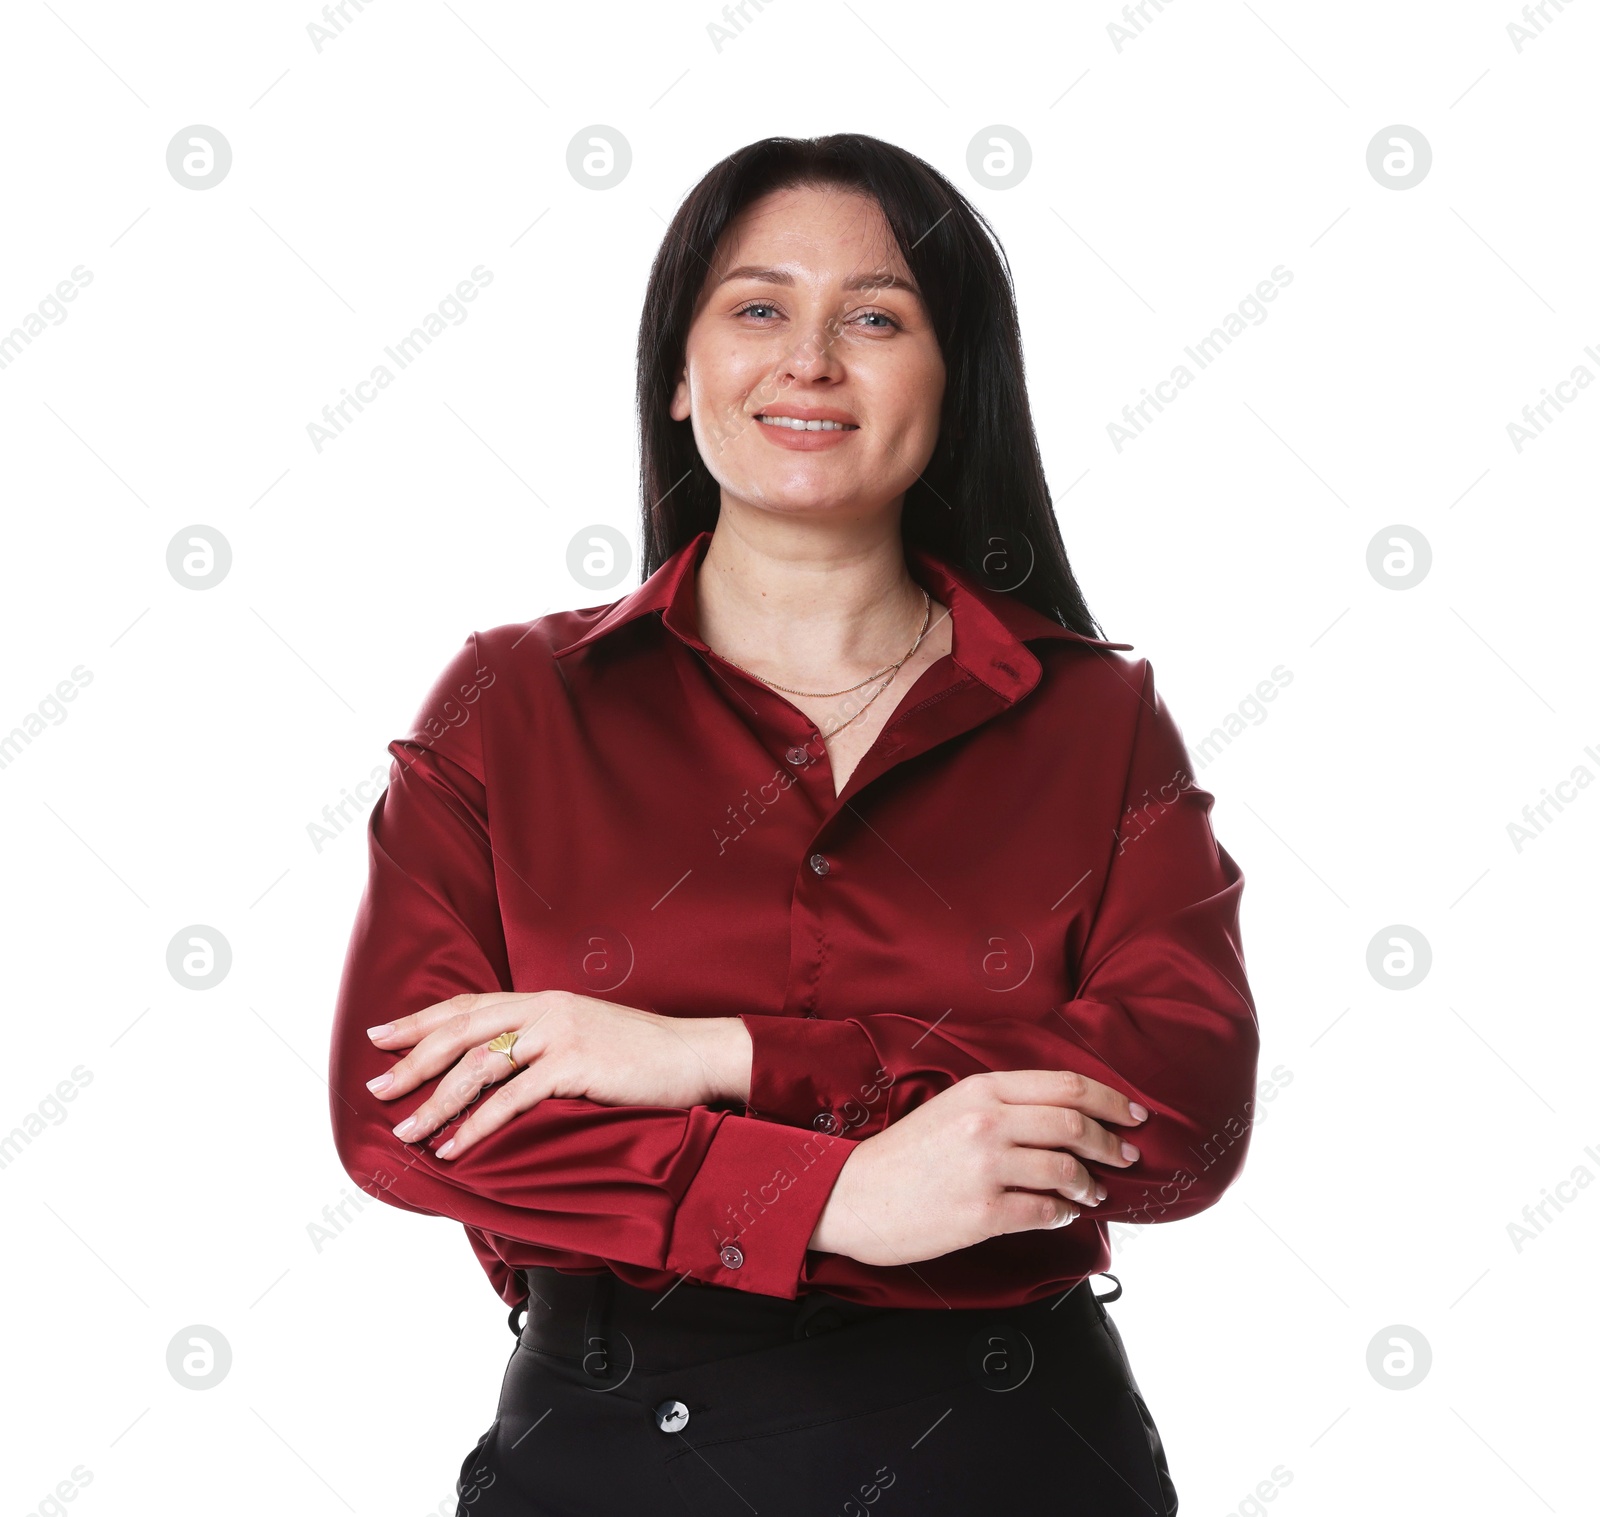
[514,1265,1109,1380]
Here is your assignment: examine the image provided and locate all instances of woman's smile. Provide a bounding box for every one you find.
[753,404,862,450]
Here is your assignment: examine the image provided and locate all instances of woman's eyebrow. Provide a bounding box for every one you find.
[715,264,921,297]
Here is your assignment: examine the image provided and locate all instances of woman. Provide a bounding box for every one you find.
[328,133,1258,1515]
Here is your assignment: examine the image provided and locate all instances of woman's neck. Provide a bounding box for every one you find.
[693,510,932,686]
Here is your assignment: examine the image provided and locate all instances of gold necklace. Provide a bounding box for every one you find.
[711,587,934,738]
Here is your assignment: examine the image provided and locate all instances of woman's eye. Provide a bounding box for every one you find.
[732,302,900,331]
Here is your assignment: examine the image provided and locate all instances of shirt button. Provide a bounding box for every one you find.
[655,1399,690,1433]
[808,853,831,875]
[813,1112,841,1135]
[785,745,810,766]
[719,1243,745,1270]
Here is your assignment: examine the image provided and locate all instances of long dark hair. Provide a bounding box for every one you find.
[635,132,1107,638]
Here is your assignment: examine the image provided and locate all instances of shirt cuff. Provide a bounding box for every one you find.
[740,1013,893,1138]
[666,1111,855,1300]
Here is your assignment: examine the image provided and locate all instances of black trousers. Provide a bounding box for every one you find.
[455,1265,1179,1516]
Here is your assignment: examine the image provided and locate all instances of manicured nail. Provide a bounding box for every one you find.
[436,1139,457,1158]
[367,1024,394,1041]
[1120,1141,1141,1163]
[1095,1183,1107,1202]
[1128,1102,1149,1122]
[393,1116,420,1140]
[366,1072,394,1094]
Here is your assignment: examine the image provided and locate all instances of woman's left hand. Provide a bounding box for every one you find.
[362,991,752,1159]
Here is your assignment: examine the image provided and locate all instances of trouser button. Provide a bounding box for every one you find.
[655,1399,690,1433]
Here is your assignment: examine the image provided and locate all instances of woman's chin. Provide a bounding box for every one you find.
[727,491,888,525]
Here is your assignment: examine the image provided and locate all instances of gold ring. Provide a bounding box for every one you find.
[485,1030,520,1072]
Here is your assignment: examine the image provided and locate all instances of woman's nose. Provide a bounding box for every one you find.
[776,321,846,385]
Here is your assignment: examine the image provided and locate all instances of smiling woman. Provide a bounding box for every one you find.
[327,132,1256,1516]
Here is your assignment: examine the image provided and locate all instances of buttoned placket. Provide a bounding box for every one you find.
[639,550,1072,1197]
[666,624,1031,1150]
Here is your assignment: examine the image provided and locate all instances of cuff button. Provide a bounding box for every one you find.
[718,1243,745,1270]
[813,1112,841,1134]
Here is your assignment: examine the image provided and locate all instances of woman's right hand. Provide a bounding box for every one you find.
[806,1069,1147,1267]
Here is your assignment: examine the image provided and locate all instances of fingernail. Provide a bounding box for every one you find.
[393,1116,419,1140]
[1095,1183,1107,1202]
[1120,1141,1141,1163]
[367,1024,394,1040]
[436,1139,456,1158]
[1128,1102,1149,1122]
[366,1072,394,1095]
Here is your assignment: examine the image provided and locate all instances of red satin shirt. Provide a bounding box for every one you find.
[328,529,1259,1311]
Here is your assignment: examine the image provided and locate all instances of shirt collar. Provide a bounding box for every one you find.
[549,528,1131,701]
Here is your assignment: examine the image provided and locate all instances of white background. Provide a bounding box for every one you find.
[1,2,1595,1514]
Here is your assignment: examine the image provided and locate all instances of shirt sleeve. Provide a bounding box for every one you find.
[738,658,1260,1226]
[326,632,853,1301]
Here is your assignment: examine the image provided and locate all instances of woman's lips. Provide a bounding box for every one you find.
[752,415,861,451]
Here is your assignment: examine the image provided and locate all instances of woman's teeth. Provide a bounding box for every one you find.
[757,415,857,431]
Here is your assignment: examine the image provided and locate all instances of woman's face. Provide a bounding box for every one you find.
[670,184,946,529]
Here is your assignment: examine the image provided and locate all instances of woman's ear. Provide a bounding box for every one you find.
[669,370,691,421]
